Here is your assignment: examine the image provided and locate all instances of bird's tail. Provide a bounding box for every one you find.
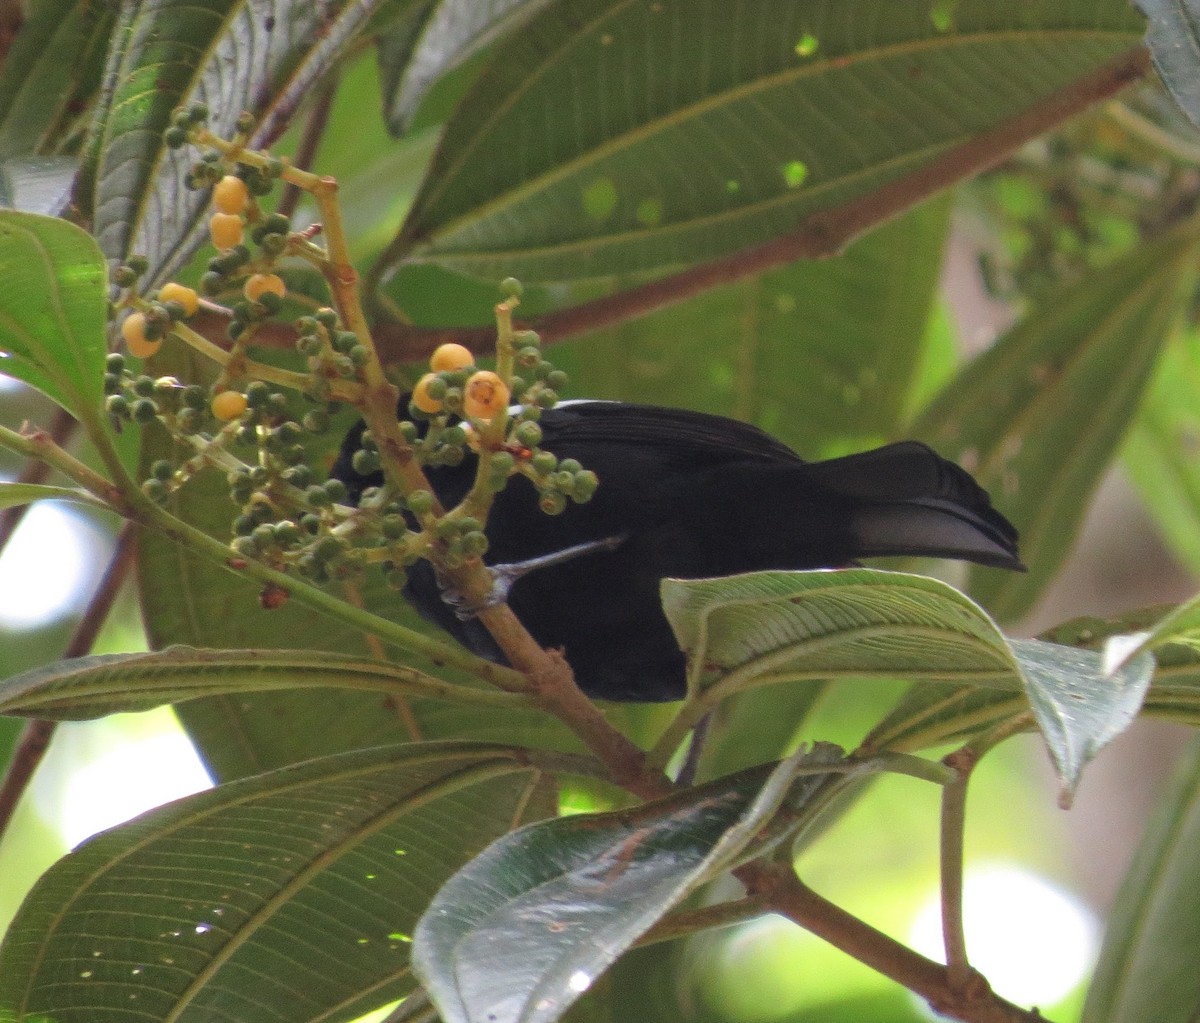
[802,441,1023,570]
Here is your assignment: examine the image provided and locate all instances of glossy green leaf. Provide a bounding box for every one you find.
[1010,639,1154,805]
[390,0,1142,281]
[0,211,107,413]
[558,198,951,457]
[1124,330,1200,575]
[661,569,1020,699]
[381,0,555,132]
[0,2,113,161]
[415,748,846,1023]
[0,741,555,1023]
[0,645,530,721]
[916,224,1200,621]
[1133,0,1200,129]
[1083,736,1200,1023]
[90,1,382,283]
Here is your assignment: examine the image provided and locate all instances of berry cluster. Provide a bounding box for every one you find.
[100,109,601,605]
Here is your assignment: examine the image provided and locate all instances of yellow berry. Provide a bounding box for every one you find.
[430,342,474,373]
[243,273,286,302]
[209,212,243,250]
[412,373,444,414]
[211,390,248,421]
[122,312,162,359]
[159,282,199,317]
[212,175,250,215]
[463,370,509,420]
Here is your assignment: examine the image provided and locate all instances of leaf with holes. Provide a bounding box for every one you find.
[388,0,1142,281]
[0,741,555,1023]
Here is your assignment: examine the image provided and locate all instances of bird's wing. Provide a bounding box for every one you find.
[542,401,802,463]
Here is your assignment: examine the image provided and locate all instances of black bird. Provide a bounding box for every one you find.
[332,400,1021,702]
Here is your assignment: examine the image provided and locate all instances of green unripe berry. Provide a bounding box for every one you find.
[113,265,139,288]
[200,271,224,296]
[274,521,302,547]
[282,465,314,488]
[385,567,408,591]
[313,535,347,563]
[406,490,434,516]
[141,479,168,503]
[132,375,155,397]
[245,380,271,408]
[315,308,339,328]
[150,459,174,482]
[546,370,569,391]
[333,330,358,354]
[489,451,515,475]
[261,233,287,257]
[531,451,557,475]
[132,398,158,423]
[513,421,543,448]
[539,491,567,515]
[323,478,347,503]
[573,470,599,501]
[252,523,276,547]
[248,465,269,486]
[231,536,258,558]
[300,513,321,534]
[462,530,489,556]
[382,514,407,540]
[352,449,380,475]
[126,255,150,275]
[104,373,121,395]
[305,484,331,507]
[499,277,523,298]
[558,458,582,474]
[232,514,257,536]
[182,384,207,410]
[535,388,559,409]
[517,346,541,368]
[105,394,130,419]
[105,352,127,373]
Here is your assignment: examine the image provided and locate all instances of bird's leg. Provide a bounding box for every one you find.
[438,534,628,619]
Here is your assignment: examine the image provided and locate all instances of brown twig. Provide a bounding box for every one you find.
[0,521,138,844]
[739,862,1047,1023]
[364,45,1150,364]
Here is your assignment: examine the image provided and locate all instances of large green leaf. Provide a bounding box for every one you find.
[916,223,1200,621]
[0,1,113,161]
[557,197,951,457]
[0,645,531,721]
[1083,736,1200,1023]
[89,1,386,283]
[388,0,1143,281]
[0,211,107,414]
[1124,330,1200,575]
[0,741,555,1023]
[415,747,848,1023]
[0,482,107,514]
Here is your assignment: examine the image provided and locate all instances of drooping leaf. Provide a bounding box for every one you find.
[1124,329,1200,576]
[660,569,1020,699]
[0,1,113,161]
[0,741,555,1023]
[1083,736,1200,1023]
[380,0,556,132]
[0,211,107,414]
[89,1,387,284]
[414,747,847,1023]
[0,645,531,721]
[1134,0,1200,130]
[388,0,1143,281]
[557,197,952,457]
[1010,639,1155,806]
[916,223,1200,621]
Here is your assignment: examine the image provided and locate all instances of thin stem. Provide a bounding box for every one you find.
[277,70,340,219]
[0,406,77,556]
[0,521,138,844]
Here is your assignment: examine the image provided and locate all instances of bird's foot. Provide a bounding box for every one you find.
[437,534,627,620]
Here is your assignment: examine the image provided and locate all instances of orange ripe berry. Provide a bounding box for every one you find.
[159,282,200,317]
[463,370,509,420]
[243,273,286,302]
[211,390,248,421]
[430,342,474,372]
[212,175,250,215]
[122,312,162,359]
[412,373,444,414]
[209,212,243,250]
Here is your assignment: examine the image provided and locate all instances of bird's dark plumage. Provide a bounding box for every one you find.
[332,401,1021,702]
